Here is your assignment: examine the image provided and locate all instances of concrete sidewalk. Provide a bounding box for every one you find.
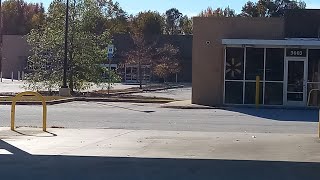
[1,127,320,162]
[1,128,320,179]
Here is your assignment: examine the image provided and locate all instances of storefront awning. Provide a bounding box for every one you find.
[222,39,320,47]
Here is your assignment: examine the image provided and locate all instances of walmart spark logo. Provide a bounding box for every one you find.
[226,58,242,77]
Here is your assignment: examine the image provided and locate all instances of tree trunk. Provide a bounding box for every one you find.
[138,61,142,89]
[68,47,74,92]
[69,69,74,92]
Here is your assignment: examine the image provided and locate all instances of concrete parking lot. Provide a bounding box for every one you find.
[0,98,319,179]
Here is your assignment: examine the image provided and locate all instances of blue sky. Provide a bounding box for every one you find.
[27,0,320,16]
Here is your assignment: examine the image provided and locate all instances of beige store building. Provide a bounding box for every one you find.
[192,9,320,107]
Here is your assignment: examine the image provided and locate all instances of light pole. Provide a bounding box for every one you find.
[59,0,71,96]
[63,0,69,88]
[0,0,3,80]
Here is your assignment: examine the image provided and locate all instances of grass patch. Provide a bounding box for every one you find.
[0,96,66,102]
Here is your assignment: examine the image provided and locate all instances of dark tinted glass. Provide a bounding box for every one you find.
[265,48,284,81]
[264,82,283,105]
[225,81,243,104]
[308,49,320,82]
[244,82,263,104]
[245,48,264,80]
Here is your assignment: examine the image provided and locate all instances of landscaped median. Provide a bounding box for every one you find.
[0,95,175,105]
[0,83,184,105]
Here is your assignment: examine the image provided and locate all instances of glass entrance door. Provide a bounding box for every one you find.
[284,58,307,106]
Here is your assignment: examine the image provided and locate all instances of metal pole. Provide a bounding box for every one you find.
[0,0,3,74]
[63,0,69,88]
[108,57,111,95]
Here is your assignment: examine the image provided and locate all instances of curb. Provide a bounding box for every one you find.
[0,98,75,105]
[0,97,174,105]
[143,85,184,92]
[161,105,217,109]
[74,97,174,104]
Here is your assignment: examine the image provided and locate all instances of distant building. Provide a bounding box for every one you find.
[192,9,320,107]
[1,35,30,79]
[0,34,193,83]
[112,34,192,83]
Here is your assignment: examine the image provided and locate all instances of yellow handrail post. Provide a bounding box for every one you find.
[11,97,16,131]
[11,91,47,132]
[255,76,260,108]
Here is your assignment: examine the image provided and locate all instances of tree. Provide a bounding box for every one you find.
[240,1,259,17]
[199,6,236,17]
[104,0,130,35]
[179,15,192,35]
[2,0,45,35]
[125,33,182,86]
[240,0,306,17]
[164,8,182,34]
[154,43,181,82]
[130,11,164,37]
[26,0,111,92]
[125,34,153,88]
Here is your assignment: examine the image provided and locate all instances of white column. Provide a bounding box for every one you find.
[18,71,20,81]
[11,72,14,82]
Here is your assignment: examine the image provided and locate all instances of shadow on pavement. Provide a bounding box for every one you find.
[226,107,319,122]
[0,139,320,180]
[12,130,57,137]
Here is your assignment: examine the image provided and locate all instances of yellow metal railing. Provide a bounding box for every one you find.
[11,91,47,131]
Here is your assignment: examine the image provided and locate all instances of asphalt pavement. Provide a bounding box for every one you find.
[133,86,192,100]
[0,100,319,180]
[0,101,318,134]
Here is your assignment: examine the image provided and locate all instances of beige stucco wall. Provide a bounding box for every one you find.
[192,17,285,106]
[2,35,30,79]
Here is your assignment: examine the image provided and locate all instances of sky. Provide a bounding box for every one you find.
[27,0,320,16]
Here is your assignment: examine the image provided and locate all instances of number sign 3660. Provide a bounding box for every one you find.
[286,48,306,57]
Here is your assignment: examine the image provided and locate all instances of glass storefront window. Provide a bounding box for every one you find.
[307,50,320,106]
[225,48,244,80]
[244,82,263,104]
[265,48,284,81]
[307,84,320,106]
[225,81,243,104]
[224,47,286,105]
[264,82,283,105]
[308,49,320,82]
[245,48,264,80]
